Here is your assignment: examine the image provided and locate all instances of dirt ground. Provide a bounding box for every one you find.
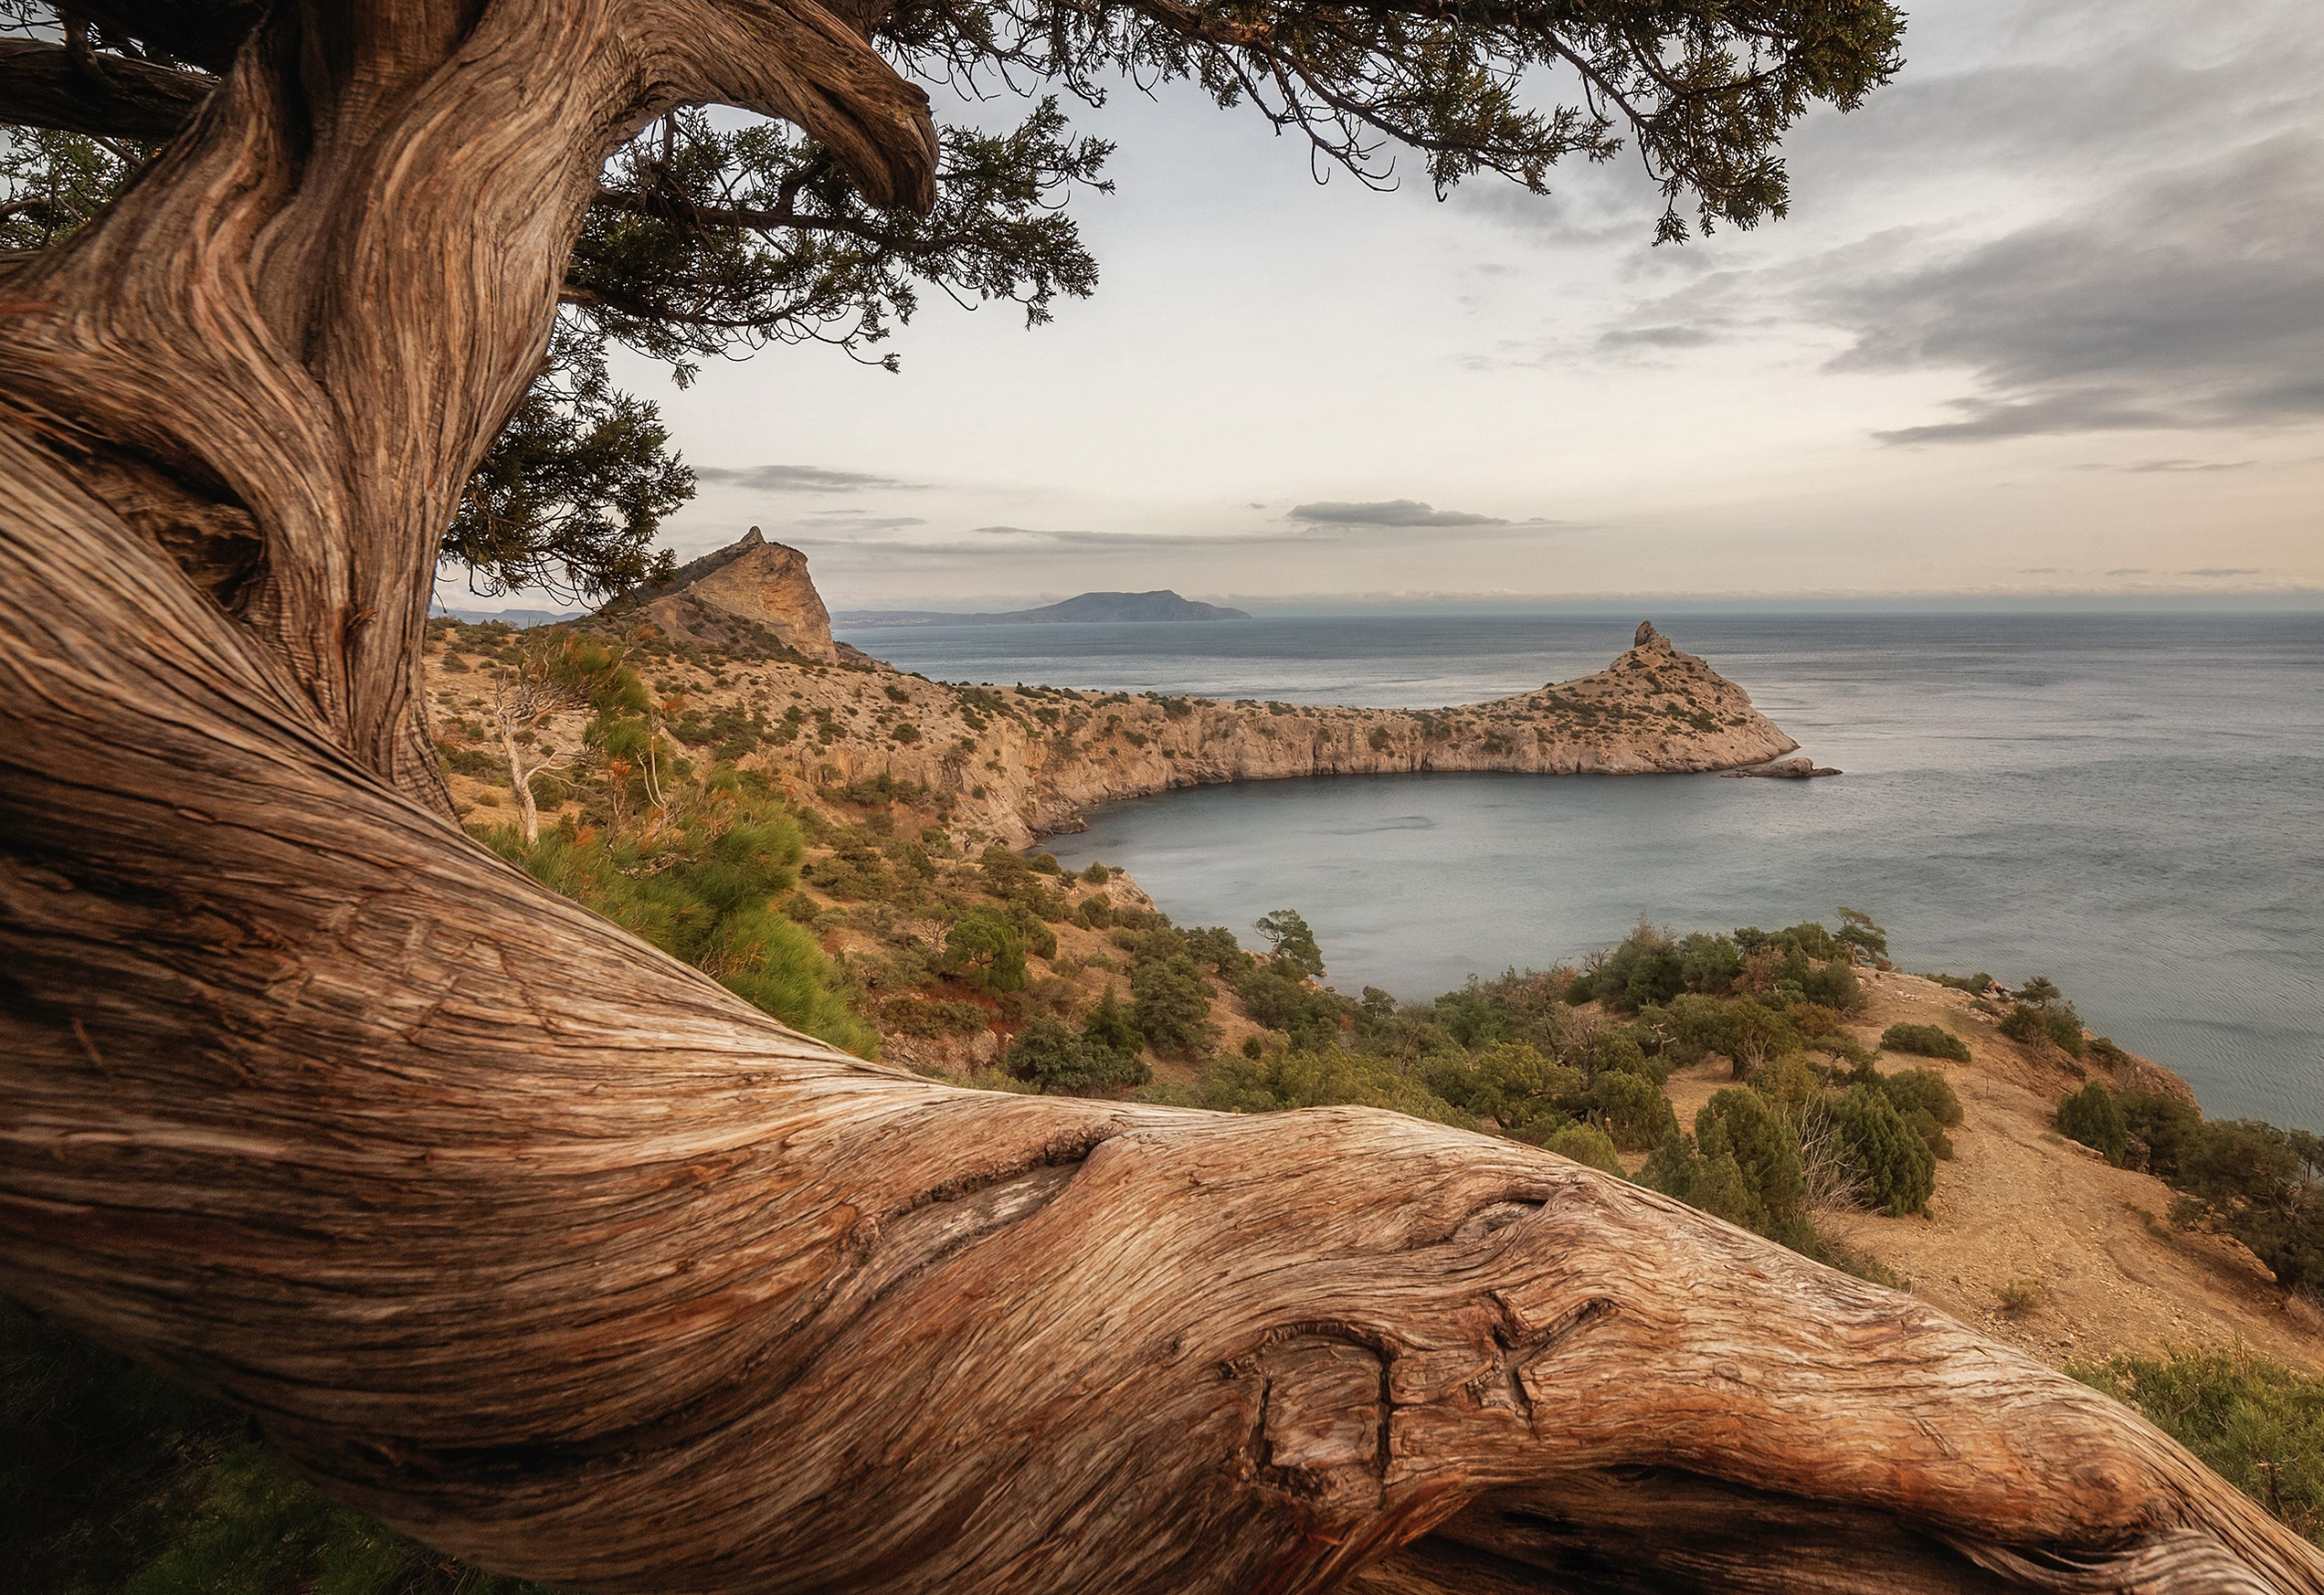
[1666,970,2322,1373]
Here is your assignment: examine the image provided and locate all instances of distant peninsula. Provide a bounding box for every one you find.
[835,590,1252,628]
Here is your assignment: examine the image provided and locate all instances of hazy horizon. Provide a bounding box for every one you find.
[437,0,2321,616]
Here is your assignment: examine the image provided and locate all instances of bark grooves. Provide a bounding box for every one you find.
[1,6,2320,1594]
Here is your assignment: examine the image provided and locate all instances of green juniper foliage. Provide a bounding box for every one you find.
[2075,1347,2324,1545]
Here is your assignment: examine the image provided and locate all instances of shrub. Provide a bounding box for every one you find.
[1995,1278,2046,1315]
[1697,1088,1806,1233]
[1800,959,1862,1012]
[706,908,878,1057]
[1081,987,1144,1057]
[1081,860,1111,884]
[1582,1029,1654,1082]
[1200,1048,1472,1127]
[490,797,871,1057]
[2002,1001,2085,1058]
[1638,1128,1759,1232]
[1878,1067,1964,1127]
[1829,1086,1936,1215]
[942,909,1028,995]
[1132,954,1220,1060]
[2057,1082,2128,1165]
[1587,1069,1679,1151]
[436,740,499,778]
[1596,922,1686,1011]
[1543,1123,1625,1176]
[1465,1043,1584,1138]
[1006,1016,1150,1095]
[1675,932,1743,995]
[1881,1022,1971,1063]
[1927,971,1993,994]
[2075,1348,2324,1543]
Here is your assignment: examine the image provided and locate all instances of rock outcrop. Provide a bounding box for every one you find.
[1724,755,1841,779]
[552,613,1801,845]
[603,527,836,661]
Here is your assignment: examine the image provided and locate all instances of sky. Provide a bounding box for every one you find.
[466,0,2324,612]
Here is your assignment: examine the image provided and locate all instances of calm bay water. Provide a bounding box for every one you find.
[839,612,2324,1128]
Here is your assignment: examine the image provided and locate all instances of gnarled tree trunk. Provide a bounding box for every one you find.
[1,6,2319,1592]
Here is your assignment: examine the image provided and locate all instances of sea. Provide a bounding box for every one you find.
[835,611,2324,1129]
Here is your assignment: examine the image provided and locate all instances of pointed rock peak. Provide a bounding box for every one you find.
[1635,620,1663,648]
[741,525,765,546]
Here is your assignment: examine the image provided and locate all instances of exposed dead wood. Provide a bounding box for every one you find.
[2,6,2321,1594]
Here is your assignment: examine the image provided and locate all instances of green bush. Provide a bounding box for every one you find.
[1006,1016,1150,1095]
[1880,1022,1970,1063]
[1799,959,1862,1013]
[1081,987,1143,1056]
[489,797,872,1057]
[942,908,1029,995]
[1582,1029,1655,1082]
[1639,1128,1760,1232]
[1200,1048,1472,1127]
[1543,1123,1625,1176]
[1132,953,1220,1060]
[1829,1086,1935,1216]
[1463,1042,1583,1138]
[1878,1067,1964,1127]
[2002,1001,2086,1058]
[1587,1069,1679,1151]
[2119,1087,2203,1177]
[706,908,878,1057]
[880,996,992,1038]
[2057,1082,2128,1164]
[2075,1347,2324,1544]
[1696,1088,1805,1234]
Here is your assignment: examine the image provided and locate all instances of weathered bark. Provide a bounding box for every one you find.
[2,7,2321,1594]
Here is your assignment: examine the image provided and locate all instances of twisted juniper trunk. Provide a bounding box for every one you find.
[1,7,2320,1593]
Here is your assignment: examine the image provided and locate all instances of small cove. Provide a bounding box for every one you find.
[843,610,2324,1127]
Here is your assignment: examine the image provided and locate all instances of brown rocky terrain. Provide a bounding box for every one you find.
[424,539,2315,1380]
[478,532,1802,846]
[1663,973,2323,1373]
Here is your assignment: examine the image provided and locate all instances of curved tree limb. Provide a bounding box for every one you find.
[0,0,932,809]
[1,5,2319,1593]
[2,447,2319,1592]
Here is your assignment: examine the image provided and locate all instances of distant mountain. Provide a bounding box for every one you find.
[836,590,1252,628]
[430,604,584,628]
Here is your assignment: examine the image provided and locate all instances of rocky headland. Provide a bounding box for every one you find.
[454,532,1805,845]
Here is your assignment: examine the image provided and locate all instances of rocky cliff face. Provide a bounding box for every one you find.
[584,620,1800,846]
[605,527,836,661]
[469,548,1798,845]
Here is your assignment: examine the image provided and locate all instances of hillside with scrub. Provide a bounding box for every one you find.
[11,616,2324,1592]
[420,606,2324,1377]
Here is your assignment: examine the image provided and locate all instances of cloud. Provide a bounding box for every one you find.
[2105,567,2152,575]
[2180,567,2261,577]
[694,464,926,492]
[2122,459,2256,474]
[1823,132,2324,444]
[1287,498,1510,527]
[797,512,928,531]
[1597,324,1720,351]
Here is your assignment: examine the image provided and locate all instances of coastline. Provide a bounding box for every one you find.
[436,619,1800,847]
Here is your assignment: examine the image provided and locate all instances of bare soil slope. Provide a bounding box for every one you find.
[1667,973,2322,1372]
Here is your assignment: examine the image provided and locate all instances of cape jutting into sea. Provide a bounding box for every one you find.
[838,610,2324,1129]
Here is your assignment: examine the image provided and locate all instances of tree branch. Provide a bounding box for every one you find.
[0,38,217,139]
